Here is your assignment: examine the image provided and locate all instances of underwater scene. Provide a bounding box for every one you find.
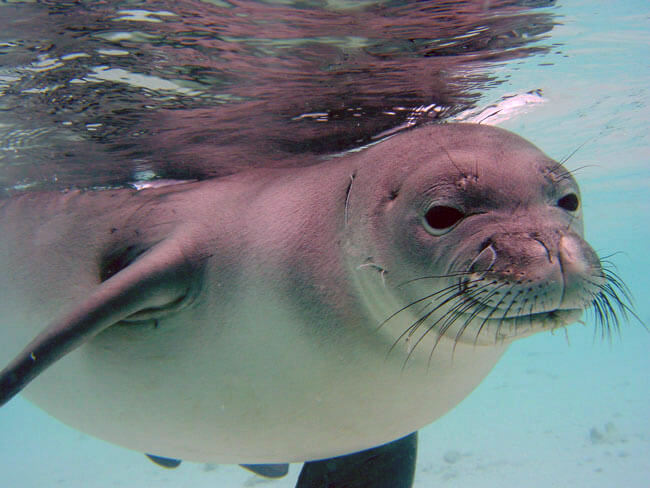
[0,0,648,487]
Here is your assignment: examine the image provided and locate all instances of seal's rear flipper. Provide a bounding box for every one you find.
[240,463,290,478]
[146,454,182,469]
[296,432,417,488]
[145,455,290,478]
[0,238,195,407]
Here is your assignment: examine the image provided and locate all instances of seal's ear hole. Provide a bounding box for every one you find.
[557,193,579,212]
[424,206,465,233]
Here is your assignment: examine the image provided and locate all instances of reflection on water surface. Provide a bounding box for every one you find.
[0,0,555,190]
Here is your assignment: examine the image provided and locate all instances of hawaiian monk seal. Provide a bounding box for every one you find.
[0,124,629,487]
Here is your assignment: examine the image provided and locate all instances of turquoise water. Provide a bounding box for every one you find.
[1,1,648,487]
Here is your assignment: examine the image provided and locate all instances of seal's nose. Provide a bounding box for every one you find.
[558,233,604,308]
[464,232,565,314]
[558,234,592,277]
[468,231,602,314]
[487,233,560,284]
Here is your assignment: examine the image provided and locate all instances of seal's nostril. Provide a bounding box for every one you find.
[532,237,553,263]
[469,245,496,275]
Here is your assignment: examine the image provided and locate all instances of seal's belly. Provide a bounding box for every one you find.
[8,284,505,463]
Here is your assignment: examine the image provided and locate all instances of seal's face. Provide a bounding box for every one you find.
[353,125,625,358]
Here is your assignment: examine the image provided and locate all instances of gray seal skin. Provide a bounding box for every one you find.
[0,124,618,486]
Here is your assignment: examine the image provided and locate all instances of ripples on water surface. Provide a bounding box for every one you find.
[0,0,556,191]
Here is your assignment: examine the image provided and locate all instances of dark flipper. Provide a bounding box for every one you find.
[296,432,417,488]
[146,454,182,469]
[146,456,288,477]
[240,463,290,478]
[0,239,194,407]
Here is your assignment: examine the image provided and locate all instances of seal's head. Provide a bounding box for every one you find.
[346,124,625,359]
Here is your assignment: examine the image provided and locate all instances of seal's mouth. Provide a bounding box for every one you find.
[451,307,584,344]
[387,304,584,357]
[380,265,639,367]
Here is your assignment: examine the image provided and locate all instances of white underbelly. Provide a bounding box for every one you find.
[3,282,506,463]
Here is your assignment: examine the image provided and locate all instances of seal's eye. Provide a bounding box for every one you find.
[424,206,465,233]
[557,193,579,212]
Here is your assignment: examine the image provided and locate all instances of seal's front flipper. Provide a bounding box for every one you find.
[0,238,196,406]
[296,432,417,488]
[146,454,182,469]
[240,463,290,478]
